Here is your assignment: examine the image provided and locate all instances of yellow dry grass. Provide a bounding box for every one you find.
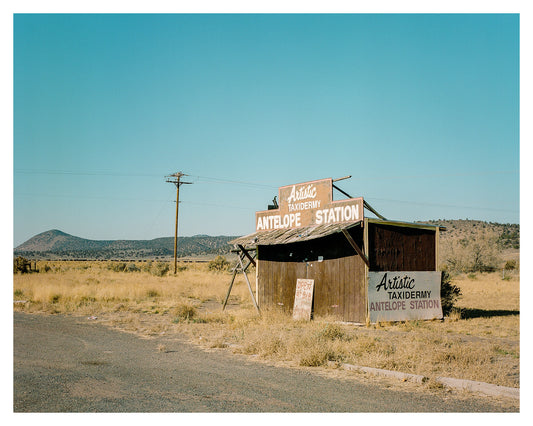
[13,261,519,389]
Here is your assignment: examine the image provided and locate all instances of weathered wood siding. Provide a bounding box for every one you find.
[368,223,436,271]
[257,227,367,322]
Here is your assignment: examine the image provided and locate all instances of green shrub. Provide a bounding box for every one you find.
[441,271,462,316]
[208,255,230,272]
[14,256,31,274]
[126,263,140,273]
[142,260,153,273]
[151,262,169,277]
[504,260,517,271]
[107,262,127,272]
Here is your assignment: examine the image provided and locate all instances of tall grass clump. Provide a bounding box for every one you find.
[172,303,198,323]
[151,262,170,277]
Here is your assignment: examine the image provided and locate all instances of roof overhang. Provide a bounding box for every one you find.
[229,218,445,251]
[229,221,363,250]
[366,217,447,232]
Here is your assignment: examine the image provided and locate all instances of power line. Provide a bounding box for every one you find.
[188,174,278,189]
[14,169,162,177]
[366,197,518,213]
[15,191,518,215]
[14,192,170,203]
[14,169,279,190]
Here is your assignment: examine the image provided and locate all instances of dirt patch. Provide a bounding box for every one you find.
[68,378,127,400]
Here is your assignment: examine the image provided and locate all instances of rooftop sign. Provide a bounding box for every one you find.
[255,178,363,232]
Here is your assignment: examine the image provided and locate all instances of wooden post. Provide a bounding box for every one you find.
[238,244,256,267]
[435,226,440,271]
[166,172,192,274]
[222,259,240,311]
[238,254,260,314]
[173,181,180,274]
[222,249,258,313]
[363,218,370,324]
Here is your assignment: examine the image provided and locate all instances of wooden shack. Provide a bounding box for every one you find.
[228,178,445,324]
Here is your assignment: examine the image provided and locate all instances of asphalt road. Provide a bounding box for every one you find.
[13,312,516,412]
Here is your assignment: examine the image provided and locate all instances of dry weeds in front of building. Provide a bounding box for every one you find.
[13,261,519,389]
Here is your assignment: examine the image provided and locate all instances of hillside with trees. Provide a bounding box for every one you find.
[425,219,519,274]
[14,230,237,260]
[14,220,519,269]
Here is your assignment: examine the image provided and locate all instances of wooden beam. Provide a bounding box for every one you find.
[435,226,440,271]
[332,175,352,183]
[363,217,370,324]
[238,253,260,314]
[237,244,256,267]
[365,217,441,231]
[332,183,352,199]
[222,257,240,311]
[341,228,370,268]
[363,200,387,220]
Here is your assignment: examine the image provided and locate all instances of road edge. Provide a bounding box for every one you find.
[329,361,519,400]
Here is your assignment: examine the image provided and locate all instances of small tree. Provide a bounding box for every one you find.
[504,260,517,271]
[208,255,230,272]
[13,256,31,274]
[440,271,462,316]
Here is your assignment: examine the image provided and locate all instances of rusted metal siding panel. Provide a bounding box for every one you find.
[368,223,436,271]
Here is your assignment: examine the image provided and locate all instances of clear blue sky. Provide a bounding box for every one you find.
[13,13,520,246]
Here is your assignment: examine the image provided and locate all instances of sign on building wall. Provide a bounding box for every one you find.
[367,271,442,323]
[293,279,315,321]
[255,178,363,232]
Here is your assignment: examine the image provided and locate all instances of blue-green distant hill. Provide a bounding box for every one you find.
[14,229,237,260]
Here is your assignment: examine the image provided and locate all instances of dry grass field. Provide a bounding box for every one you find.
[13,260,519,390]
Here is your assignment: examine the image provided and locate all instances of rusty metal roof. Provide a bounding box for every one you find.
[229,221,363,250]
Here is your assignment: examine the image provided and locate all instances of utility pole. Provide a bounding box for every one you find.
[166,172,192,274]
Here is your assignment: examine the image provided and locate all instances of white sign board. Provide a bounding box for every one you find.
[368,271,442,323]
[293,279,314,321]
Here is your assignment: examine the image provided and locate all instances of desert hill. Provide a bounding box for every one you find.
[424,219,519,271]
[14,220,519,266]
[14,230,237,260]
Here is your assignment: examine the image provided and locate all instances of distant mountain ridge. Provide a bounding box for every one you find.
[14,230,238,260]
[14,220,519,262]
